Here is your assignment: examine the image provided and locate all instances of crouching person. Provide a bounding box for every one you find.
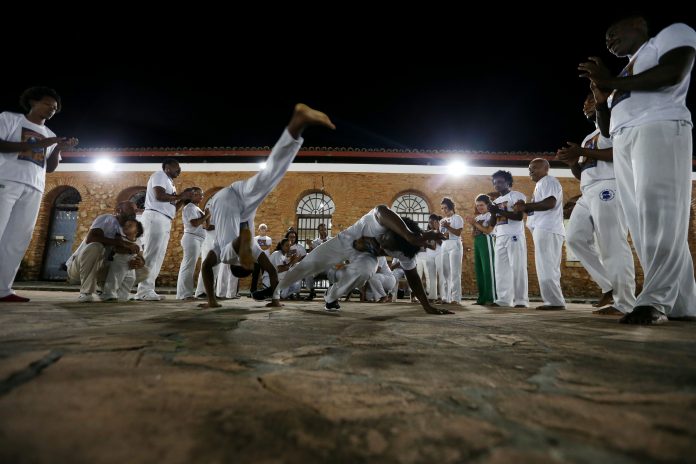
[101,219,149,301]
[66,201,139,302]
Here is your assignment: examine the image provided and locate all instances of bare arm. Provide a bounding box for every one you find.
[517,196,557,213]
[374,205,422,246]
[583,147,613,162]
[199,251,221,308]
[404,267,453,315]
[473,221,494,235]
[189,209,211,227]
[0,136,63,153]
[257,252,281,307]
[86,228,139,253]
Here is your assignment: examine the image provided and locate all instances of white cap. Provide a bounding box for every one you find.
[258,223,268,230]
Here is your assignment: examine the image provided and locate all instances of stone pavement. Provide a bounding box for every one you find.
[1,291,694,463]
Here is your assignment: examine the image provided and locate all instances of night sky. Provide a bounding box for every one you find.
[2,9,695,154]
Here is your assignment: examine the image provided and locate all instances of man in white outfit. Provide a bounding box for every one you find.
[136,159,192,300]
[580,17,696,323]
[271,205,453,315]
[199,104,336,309]
[0,86,78,303]
[514,159,566,310]
[67,201,143,302]
[488,170,529,308]
[557,92,636,316]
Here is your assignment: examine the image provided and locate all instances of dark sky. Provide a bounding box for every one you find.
[3,9,695,153]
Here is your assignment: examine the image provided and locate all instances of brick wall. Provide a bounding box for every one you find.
[22,170,696,298]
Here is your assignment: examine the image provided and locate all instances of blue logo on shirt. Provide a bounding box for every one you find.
[599,189,615,201]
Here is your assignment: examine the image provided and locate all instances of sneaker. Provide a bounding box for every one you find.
[0,293,30,303]
[324,300,341,312]
[141,293,165,301]
[78,293,94,303]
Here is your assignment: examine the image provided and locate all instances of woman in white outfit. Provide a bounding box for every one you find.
[176,187,210,299]
[439,197,464,305]
[269,239,302,299]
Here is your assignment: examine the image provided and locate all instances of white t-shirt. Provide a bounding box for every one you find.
[440,214,464,241]
[609,23,696,134]
[493,191,526,236]
[182,203,205,239]
[219,241,264,266]
[339,208,417,271]
[341,208,390,242]
[579,128,615,191]
[255,234,273,257]
[0,112,58,193]
[269,250,289,280]
[473,212,492,237]
[290,243,307,258]
[312,236,330,250]
[144,170,177,219]
[67,214,124,267]
[527,175,565,236]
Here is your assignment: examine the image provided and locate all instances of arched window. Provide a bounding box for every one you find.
[392,193,430,231]
[129,190,146,210]
[296,192,335,245]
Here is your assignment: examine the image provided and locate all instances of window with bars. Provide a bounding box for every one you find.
[295,192,335,247]
[392,193,430,230]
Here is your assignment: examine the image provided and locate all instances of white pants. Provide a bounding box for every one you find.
[435,252,448,301]
[67,242,109,295]
[137,210,172,298]
[368,273,396,299]
[216,264,239,299]
[102,254,149,301]
[213,130,302,258]
[494,234,529,307]
[424,255,439,299]
[613,120,696,317]
[532,229,565,307]
[0,180,42,297]
[276,271,301,298]
[176,233,204,299]
[441,240,463,303]
[274,236,376,302]
[566,181,636,312]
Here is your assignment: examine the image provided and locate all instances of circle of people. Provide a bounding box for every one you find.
[1,16,695,324]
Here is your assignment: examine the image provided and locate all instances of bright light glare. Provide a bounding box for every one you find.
[447,160,467,176]
[93,158,114,174]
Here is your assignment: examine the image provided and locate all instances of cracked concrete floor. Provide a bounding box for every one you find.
[1,291,695,464]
